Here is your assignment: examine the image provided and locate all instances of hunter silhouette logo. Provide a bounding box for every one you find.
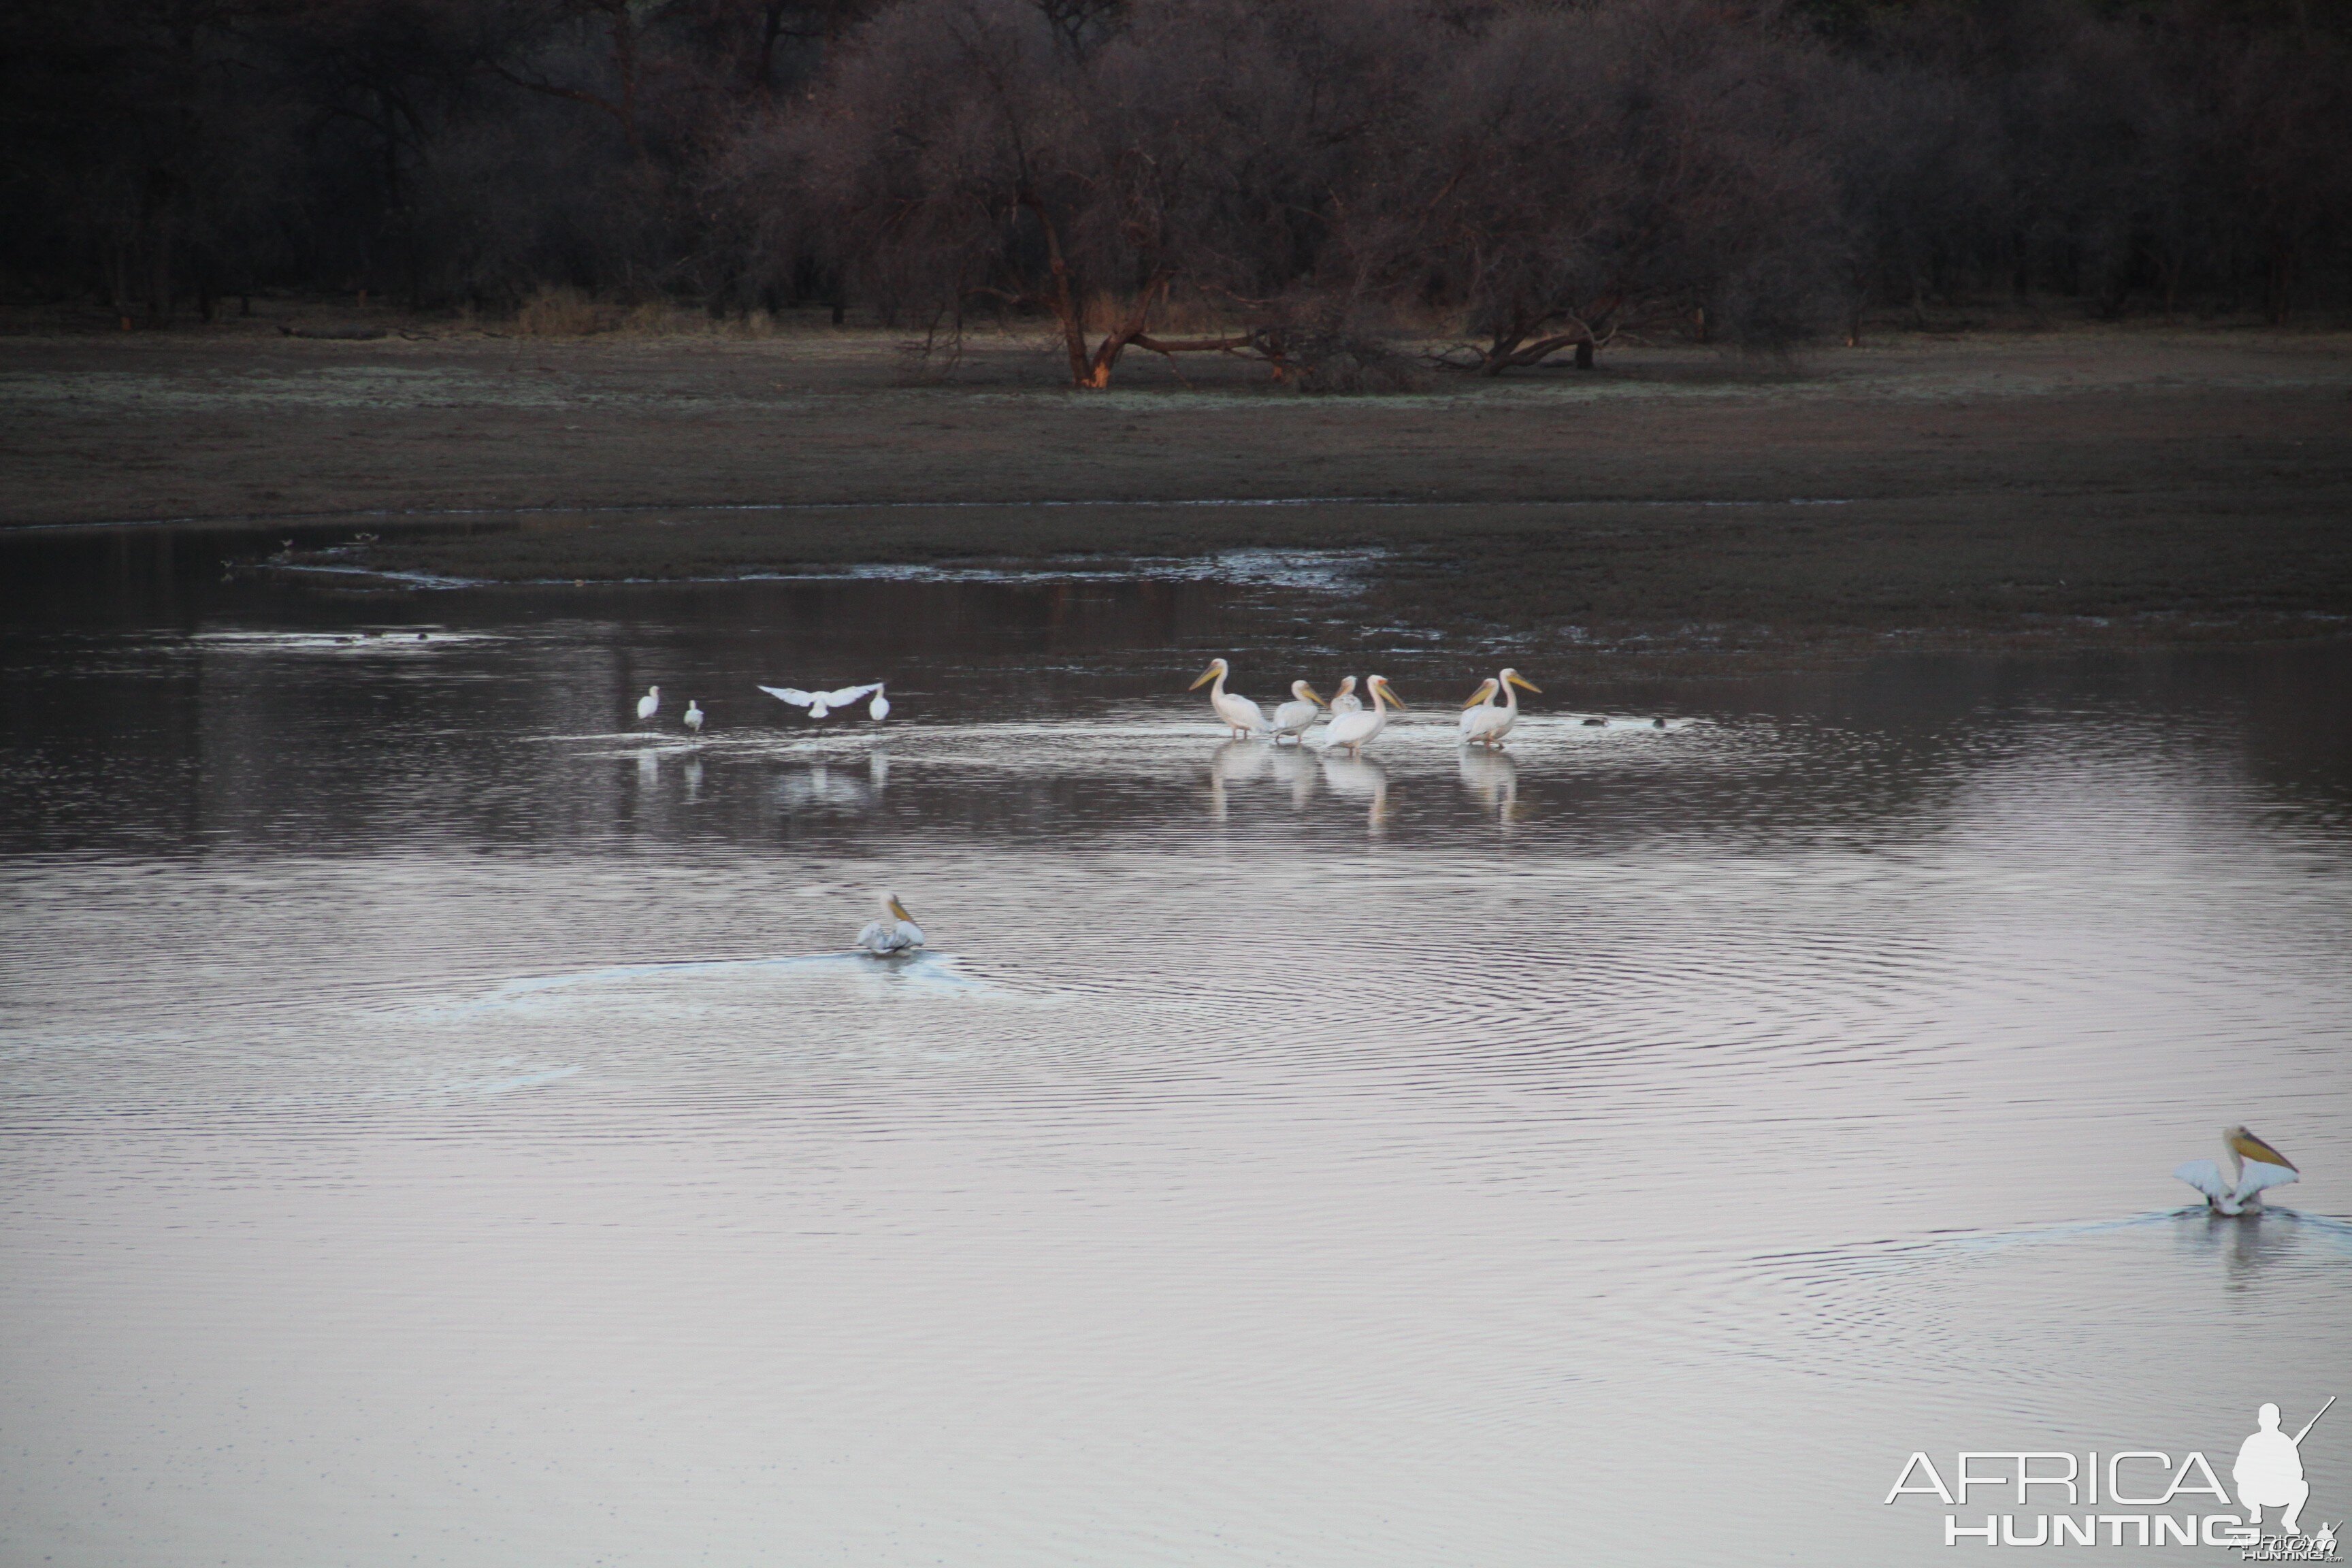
[1884,1396,2336,1552]
[2238,1399,2332,1537]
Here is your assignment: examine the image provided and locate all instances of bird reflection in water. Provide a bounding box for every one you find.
[2174,1207,2323,1295]
[1206,738,1273,821]
[1320,753,1391,833]
[636,750,659,787]
[1264,743,1318,810]
[682,756,704,801]
[1457,747,1520,825]
[775,762,876,815]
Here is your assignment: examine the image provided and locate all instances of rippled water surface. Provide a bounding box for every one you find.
[3,530,2349,1565]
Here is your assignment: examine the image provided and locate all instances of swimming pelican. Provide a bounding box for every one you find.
[2175,1126,2299,1215]
[636,685,661,721]
[1189,658,1270,739]
[761,681,883,720]
[1328,676,1362,716]
[854,890,925,956]
[684,700,704,734]
[1460,668,1541,748]
[868,684,891,723]
[1322,675,1405,757]
[1270,681,1326,743]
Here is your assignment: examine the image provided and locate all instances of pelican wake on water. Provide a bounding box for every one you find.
[2174,1125,2299,1215]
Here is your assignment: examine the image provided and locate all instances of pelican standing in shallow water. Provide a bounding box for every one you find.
[854,891,925,956]
[1460,668,1541,748]
[636,685,661,721]
[1270,681,1326,743]
[866,683,891,723]
[2175,1126,2299,1215]
[1322,675,1405,757]
[1328,676,1362,717]
[683,700,704,734]
[1190,658,1271,739]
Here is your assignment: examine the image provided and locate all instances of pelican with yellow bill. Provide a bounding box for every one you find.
[1189,657,1271,739]
[855,891,926,956]
[1322,675,1405,757]
[2174,1125,2298,1215]
[1460,668,1541,749]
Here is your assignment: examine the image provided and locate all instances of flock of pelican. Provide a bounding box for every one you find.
[1190,659,1547,755]
[632,681,892,730]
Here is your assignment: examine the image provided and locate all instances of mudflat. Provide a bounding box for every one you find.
[5,318,2348,666]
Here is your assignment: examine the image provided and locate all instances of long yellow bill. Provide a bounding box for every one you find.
[2230,1129,2296,1171]
[1188,668,1219,690]
[1463,681,1498,709]
[1507,673,1544,693]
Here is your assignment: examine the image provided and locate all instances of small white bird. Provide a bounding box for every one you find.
[2175,1125,2299,1215]
[868,684,891,723]
[854,890,925,956]
[1188,657,1271,739]
[684,700,704,734]
[1328,676,1362,716]
[1460,668,1541,748]
[762,682,883,721]
[636,685,661,721]
[1269,681,1326,743]
[1322,674,1405,757]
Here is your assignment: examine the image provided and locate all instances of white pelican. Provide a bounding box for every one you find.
[868,684,891,723]
[636,685,661,721]
[1328,676,1362,716]
[2175,1126,2299,1215]
[684,700,704,734]
[1460,668,1541,748]
[1269,681,1326,743]
[762,681,883,720]
[854,890,924,956]
[1321,674,1404,757]
[1189,658,1271,738]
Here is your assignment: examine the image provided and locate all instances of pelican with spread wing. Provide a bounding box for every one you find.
[2175,1126,2299,1215]
[762,681,888,721]
[854,891,925,956]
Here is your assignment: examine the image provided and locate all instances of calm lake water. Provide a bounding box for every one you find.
[3,526,2349,1566]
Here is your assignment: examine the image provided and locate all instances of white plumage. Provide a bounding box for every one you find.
[1322,674,1405,757]
[2174,1125,2299,1215]
[1328,676,1362,716]
[868,685,891,723]
[762,681,883,720]
[1460,668,1541,748]
[854,890,925,956]
[1269,681,1326,743]
[683,700,704,734]
[635,685,661,721]
[1188,658,1271,739]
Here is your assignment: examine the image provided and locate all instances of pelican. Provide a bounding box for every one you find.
[1189,658,1270,739]
[854,890,924,956]
[867,684,891,723]
[636,685,661,721]
[2175,1126,2299,1215]
[1269,681,1326,743]
[762,681,883,720]
[1328,676,1362,715]
[684,700,704,734]
[1460,668,1541,748]
[1322,674,1405,757]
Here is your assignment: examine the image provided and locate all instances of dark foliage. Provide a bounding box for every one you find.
[1,0,2345,376]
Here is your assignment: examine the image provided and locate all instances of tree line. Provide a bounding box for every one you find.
[3,0,2346,385]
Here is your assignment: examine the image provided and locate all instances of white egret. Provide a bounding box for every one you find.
[684,700,704,734]
[2175,1126,2299,1215]
[1270,681,1327,743]
[1322,674,1405,757]
[636,685,661,721]
[1328,676,1362,716]
[1189,658,1271,739]
[868,684,891,723]
[1460,668,1541,748]
[854,891,925,956]
[762,681,883,720]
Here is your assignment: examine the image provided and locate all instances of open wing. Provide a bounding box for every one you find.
[2234,1161,2300,1202]
[821,683,883,708]
[2174,1159,2230,1202]
[760,685,817,708]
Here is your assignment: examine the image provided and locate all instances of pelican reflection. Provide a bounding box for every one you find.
[1320,753,1392,832]
[1456,747,1520,823]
